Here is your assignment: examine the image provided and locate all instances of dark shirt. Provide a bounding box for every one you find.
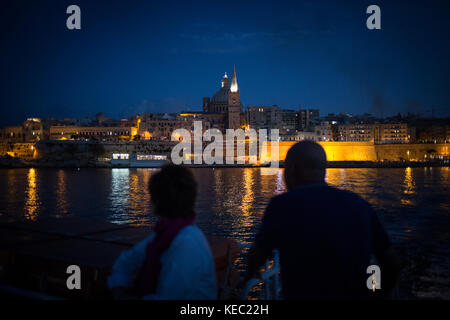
[255,182,391,299]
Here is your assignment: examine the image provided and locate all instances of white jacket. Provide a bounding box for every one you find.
[107,225,217,299]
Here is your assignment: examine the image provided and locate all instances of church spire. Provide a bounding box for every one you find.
[230,64,238,92]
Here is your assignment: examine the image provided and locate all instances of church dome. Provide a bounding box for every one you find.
[211,86,230,104]
[212,73,230,104]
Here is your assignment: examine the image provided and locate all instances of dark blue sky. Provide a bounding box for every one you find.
[1,0,450,126]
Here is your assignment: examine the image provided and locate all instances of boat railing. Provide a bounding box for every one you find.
[240,250,282,300]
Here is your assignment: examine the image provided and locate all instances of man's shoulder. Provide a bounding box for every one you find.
[266,191,292,211]
[280,183,370,206]
[280,183,334,199]
[267,184,325,206]
[333,186,370,205]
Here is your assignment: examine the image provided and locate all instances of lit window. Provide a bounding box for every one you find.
[112,153,129,160]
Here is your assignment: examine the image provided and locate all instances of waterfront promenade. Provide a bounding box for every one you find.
[0,140,449,168]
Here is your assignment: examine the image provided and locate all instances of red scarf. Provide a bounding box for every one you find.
[136,213,196,297]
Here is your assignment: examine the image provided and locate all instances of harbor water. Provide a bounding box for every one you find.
[0,167,449,299]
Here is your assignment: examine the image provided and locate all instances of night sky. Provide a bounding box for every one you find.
[1,0,450,126]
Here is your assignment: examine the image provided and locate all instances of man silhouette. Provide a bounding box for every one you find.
[244,141,401,299]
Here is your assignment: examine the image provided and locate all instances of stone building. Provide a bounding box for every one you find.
[314,121,333,141]
[0,118,43,142]
[280,109,299,134]
[280,122,332,142]
[416,125,450,143]
[49,125,137,141]
[247,105,300,135]
[338,124,375,142]
[178,112,226,132]
[338,123,409,144]
[202,65,244,130]
[374,123,409,144]
[247,105,282,130]
[298,107,320,130]
[138,113,193,141]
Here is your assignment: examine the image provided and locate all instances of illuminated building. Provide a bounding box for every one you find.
[247,106,299,135]
[202,65,244,130]
[338,123,409,144]
[314,121,332,141]
[178,112,226,132]
[338,124,375,142]
[374,123,409,144]
[247,105,282,131]
[0,118,43,142]
[49,126,137,141]
[138,113,193,140]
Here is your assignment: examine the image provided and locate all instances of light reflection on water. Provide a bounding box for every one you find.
[56,169,69,217]
[108,168,155,226]
[0,167,449,297]
[24,168,39,221]
[1,167,449,241]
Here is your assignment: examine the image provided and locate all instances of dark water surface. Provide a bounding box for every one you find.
[1,167,449,299]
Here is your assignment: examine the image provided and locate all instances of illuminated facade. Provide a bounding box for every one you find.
[138,113,193,141]
[0,118,43,142]
[178,112,226,132]
[247,105,299,135]
[374,123,409,144]
[247,105,282,130]
[281,122,332,142]
[314,122,332,141]
[338,124,375,142]
[49,126,137,141]
[338,123,409,144]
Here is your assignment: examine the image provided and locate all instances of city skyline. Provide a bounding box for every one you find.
[1,1,450,304]
[1,0,450,127]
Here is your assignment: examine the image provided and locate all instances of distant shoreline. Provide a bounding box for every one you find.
[0,157,448,169]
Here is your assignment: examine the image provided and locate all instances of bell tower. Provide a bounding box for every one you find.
[228,64,241,129]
